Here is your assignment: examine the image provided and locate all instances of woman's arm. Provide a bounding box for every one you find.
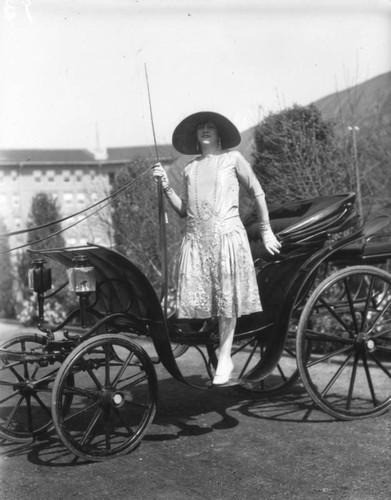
[152,163,187,217]
[235,152,281,255]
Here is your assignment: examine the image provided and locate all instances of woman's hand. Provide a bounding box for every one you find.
[261,226,282,255]
[152,162,170,189]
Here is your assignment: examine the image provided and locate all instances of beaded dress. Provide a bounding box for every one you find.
[176,150,263,319]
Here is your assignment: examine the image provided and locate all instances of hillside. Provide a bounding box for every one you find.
[313,71,391,132]
[237,71,391,162]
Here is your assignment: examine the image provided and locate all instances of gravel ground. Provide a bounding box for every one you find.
[1,321,391,500]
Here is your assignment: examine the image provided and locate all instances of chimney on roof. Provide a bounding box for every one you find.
[90,121,108,160]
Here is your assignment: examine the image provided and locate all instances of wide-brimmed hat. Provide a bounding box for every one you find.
[172,111,241,155]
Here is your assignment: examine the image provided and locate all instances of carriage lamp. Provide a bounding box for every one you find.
[28,259,52,293]
[68,255,96,328]
[28,259,52,324]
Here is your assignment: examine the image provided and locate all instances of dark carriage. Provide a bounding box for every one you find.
[1,192,391,461]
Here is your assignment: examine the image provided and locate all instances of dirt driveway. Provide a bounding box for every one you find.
[1,323,391,500]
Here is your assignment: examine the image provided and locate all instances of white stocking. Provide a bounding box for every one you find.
[215,316,237,376]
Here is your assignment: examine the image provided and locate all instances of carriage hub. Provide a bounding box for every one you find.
[100,389,125,409]
[366,339,376,352]
[15,380,36,396]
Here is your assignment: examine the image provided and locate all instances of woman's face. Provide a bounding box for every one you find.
[196,121,219,147]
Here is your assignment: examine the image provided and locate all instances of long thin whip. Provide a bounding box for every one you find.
[144,63,168,317]
[144,64,160,163]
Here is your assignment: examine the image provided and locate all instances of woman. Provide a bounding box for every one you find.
[153,111,281,385]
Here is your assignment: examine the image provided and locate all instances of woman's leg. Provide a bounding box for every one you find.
[213,315,237,384]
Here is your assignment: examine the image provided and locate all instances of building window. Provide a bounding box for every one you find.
[63,170,71,182]
[63,193,73,205]
[12,194,20,207]
[33,170,42,182]
[75,170,83,182]
[77,193,85,207]
[11,170,18,181]
[47,170,55,182]
[90,169,96,180]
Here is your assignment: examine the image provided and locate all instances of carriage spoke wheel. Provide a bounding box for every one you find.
[51,334,157,461]
[296,266,391,420]
[0,333,69,442]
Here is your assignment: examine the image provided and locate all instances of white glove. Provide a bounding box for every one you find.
[152,162,170,189]
[261,226,281,255]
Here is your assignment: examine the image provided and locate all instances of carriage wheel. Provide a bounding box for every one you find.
[0,333,65,441]
[51,334,157,461]
[296,266,391,420]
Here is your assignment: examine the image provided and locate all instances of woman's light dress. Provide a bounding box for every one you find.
[176,150,264,319]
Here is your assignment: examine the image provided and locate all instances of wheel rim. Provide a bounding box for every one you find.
[51,334,157,460]
[297,266,391,419]
[0,334,65,441]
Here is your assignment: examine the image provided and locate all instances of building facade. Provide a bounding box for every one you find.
[0,146,179,255]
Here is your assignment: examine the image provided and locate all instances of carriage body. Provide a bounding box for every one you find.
[1,192,391,460]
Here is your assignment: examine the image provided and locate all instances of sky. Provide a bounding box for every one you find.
[0,0,390,151]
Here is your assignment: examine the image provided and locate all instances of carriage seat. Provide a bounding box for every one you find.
[329,239,391,264]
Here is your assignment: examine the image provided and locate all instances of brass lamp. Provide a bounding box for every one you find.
[68,255,96,328]
[28,259,52,324]
[28,259,52,293]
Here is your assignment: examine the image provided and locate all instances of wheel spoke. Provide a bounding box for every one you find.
[370,327,391,340]
[63,400,99,423]
[113,407,135,436]
[361,275,375,332]
[372,344,391,355]
[79,406,103,446]
[61,384,99,400]
[344,278,359,334]
[3,395,24,430]
[0,388,21,405]
[33,368,62,388]
[104,411,111,451]
[320,350,355,397]
[283,347,296,358]
[104,345,111,386]
[232,337,258,355]
[238,340,259,378]
[31,392,52,418]
[319,297,352,334]
[305,329,354,345]
[366,299,391,336]
[368,352,391,379]
[346,352,359,410]
[26,395,33,433]
[373,283,391,308]
[30,364,40,380]
[362,352,377,407]
[21,340,30,380]
[307,345,352,368]
[276,363,288,382]
[117,373,148,392]
[111,351,135,387]
[85,365,103,390]
[0,360,24,382]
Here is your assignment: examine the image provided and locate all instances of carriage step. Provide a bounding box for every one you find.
[208,378,241,389]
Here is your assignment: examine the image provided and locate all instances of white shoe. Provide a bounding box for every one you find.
[212,360,234,385]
